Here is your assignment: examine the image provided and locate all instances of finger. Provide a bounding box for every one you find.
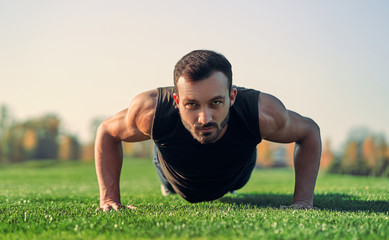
[113,203,129,211]
[294,204,311,210]
[112,204,120,211]
[98,204,137,211]
[103,204,112,212]
[113,204,137,211]
[294,204,319,210]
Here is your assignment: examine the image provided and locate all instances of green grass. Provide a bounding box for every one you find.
[0,159,388,240]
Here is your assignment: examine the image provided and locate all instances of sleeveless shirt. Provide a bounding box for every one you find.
[152,86,262,202]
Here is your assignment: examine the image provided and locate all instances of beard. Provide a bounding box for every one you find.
[181,110,230,144]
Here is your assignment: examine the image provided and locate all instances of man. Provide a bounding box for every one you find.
[95,50,321,211]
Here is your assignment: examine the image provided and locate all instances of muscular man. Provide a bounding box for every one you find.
[95,50,321,211]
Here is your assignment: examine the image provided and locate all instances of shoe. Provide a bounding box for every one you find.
[161,184,174,196]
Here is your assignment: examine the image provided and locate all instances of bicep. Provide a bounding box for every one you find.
[259,93,319,144]
[264,110,316,144]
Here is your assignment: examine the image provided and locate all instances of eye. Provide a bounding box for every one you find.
[211,100,224,107]
[185,102,198,109]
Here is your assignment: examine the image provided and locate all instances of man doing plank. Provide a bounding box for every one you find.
[95,50,321,210]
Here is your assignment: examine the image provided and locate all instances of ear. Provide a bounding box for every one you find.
[173,93,179,105]
[229,88,237,106]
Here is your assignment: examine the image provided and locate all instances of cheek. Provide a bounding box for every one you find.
[215,107,229,121]
[179,107,196,123]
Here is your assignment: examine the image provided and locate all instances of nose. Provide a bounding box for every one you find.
[198,108,212,125]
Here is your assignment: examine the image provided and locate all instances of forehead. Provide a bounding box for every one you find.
[176,72,230,101]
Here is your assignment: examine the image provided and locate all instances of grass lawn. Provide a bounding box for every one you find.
[0,158,388,239]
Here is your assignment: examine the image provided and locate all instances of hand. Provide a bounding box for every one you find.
[98,202,137,211]
[280,200,319,210]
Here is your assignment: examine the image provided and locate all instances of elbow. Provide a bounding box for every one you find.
[308,118,321,138]
[95,119,120,145]
[95,120,108,150]
[305,118,322,149]
[297,117,321,146]
[96,120,108,141]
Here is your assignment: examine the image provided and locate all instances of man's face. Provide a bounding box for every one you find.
[174,71,237,144]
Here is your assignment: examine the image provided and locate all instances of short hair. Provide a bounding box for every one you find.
[173,50,232,91]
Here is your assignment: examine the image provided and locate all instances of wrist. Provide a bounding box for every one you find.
[100,196,121,207]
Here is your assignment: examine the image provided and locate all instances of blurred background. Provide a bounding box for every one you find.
[0,0,388,176]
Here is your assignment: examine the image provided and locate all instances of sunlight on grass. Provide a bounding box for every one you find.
[1,159,388,239]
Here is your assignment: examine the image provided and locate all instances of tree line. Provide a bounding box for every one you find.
[1,105,388,178]
[0,105,80,162]
[0,105,153,163]
[326,127,389,177]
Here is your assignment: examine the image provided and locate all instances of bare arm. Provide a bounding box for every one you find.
[95,89,157,210]
[258,93,322,208]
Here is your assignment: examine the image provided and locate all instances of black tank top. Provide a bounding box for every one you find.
[152,86,262,202]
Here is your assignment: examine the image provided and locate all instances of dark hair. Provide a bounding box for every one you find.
[173,50,232,91]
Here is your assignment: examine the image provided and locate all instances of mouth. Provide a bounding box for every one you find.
[196,126,216,136]
[197,126,215,131]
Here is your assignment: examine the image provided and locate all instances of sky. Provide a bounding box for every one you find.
[1,0,388,152]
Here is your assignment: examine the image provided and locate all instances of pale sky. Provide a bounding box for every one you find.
[1,0,388,151]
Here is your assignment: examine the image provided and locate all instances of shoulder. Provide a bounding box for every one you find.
[130,89,158,111]
[126,89,158,138]
[234,86,260,100]
[97,89,158,142]
[232,86,260,115]
[258,92,288,139]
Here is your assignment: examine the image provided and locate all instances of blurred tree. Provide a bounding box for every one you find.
[328,127,388,177]
[23,128,37,159]
[58,134,81,160]
[347,127,370,143]
[124,141,153,159]
[3,114,61,161]
[0,107,84,162]
[326,155,342,174]
[256,141,273,168]
[341,140,369,175]
[383,147,389,177]
[89,116,106,143]
[3,123,26,162]
[286,143,295,167]
[341,141,359,168]
[0,105,14,162]
[0,105,12,137]
[256,141,291,168]
[321,139,334,169]
[362,136,376,169]
[81,143,94,161]
[80,116,107,161]
[30,114,60,159]
[373,138,388,177]
[122,142,134,157]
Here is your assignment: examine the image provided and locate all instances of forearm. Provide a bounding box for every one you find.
[292,128,322,206]
[95,125,123,207]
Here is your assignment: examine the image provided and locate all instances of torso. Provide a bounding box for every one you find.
[151,86,262,202]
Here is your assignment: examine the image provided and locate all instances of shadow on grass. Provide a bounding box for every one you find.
[219,193,389,213]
